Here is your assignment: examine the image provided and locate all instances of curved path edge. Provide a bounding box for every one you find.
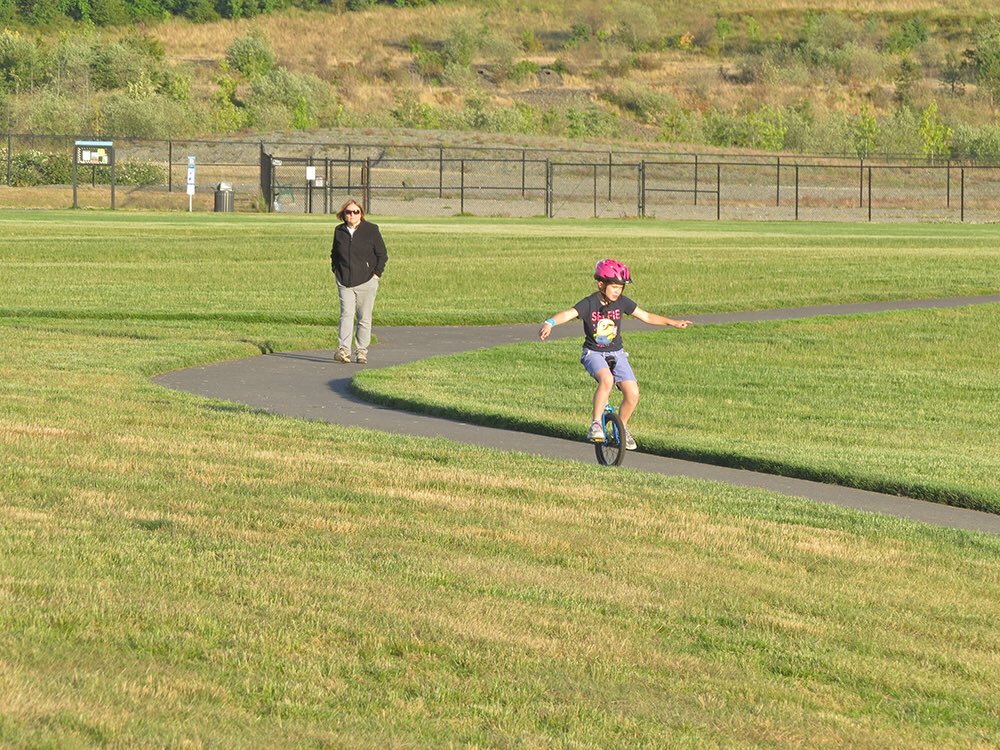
[154,294,1000,537]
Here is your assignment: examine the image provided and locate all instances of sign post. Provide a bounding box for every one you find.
[73,140,115,209]
[186,155,196,212]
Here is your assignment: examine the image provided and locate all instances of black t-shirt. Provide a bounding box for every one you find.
[573,292,637,351]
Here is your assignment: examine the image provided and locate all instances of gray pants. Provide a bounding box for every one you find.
[337,275,379,353]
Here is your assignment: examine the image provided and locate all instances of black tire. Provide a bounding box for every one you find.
[595,410,626,466]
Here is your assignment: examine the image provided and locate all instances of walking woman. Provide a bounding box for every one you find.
[330,198,387,364]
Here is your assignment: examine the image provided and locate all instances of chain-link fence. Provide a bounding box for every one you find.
[4,131,1000,222]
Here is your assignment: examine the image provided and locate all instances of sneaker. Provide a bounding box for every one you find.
[356,351,368,365]
[587,420,605,442]
[623,428,637,451]
[334,348,350,363]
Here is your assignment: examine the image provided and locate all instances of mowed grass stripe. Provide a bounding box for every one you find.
[2,211,999,325]
[354,305,1000,513]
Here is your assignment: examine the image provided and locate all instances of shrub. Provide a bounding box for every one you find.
[246,67,317,110]
[86,0,131,26]
[565,104,620,139]
[479,33,521,82]
[90,42,152,91]
[391,93,441,129]
[114,160,167,185]
[950,122,1000,160]
[10,89,89,134]
[100,92,198,138]
[9,149,72,186]
[705,105,787,151]
[508,59,540,84]
[50,35,93,91]
[600,82,675,125]
[0,29,49,93]
[615,1,660,51]
[885,17,929,54]
[226,31,275,78]
[658,108,703,145]
[441,22,479,68]
[245,67,325,129]
[876,107,921,156]
[460,98,543,134]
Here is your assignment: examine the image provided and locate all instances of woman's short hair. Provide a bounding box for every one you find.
[337,199,364,222]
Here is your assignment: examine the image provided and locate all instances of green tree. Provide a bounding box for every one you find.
[851,106,879,158]
[940,50,967,95]
[894,56,921,105]
[966,24,1000,106]
[919,101,952,161]
[744,104,786,151]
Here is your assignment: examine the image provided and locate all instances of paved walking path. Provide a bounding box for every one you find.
[154,294,1000,536]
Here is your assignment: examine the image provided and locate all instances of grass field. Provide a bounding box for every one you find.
[4,211,1000,325]
[2,211,1000,747]
[354,305,1000,513]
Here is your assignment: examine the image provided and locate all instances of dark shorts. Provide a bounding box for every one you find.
[581,348,636,383]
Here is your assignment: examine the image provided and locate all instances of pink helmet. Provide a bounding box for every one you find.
[593,258,632,284]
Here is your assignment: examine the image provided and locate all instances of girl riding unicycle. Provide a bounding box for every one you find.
[538,259,692,464]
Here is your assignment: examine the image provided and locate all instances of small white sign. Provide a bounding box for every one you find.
[186,155,196,187]
[306,166,317,181]
[186,184,195,196]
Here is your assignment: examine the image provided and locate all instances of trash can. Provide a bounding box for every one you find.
[214,182,234,212]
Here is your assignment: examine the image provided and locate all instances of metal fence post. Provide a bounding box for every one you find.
[867,166,873,222]
[694,153,699,206]
[306,156,313,214]
[607,151,612,201]
[546,160,552,218]
[364,157,371,212]
[167,139,173,192]
[460,159,465,215]
[960,168,965,222]
[324,158,331,214]
[439,147,444,198]
[593,164,598,217]
[775,155,781,207]
[859,158,864,208]
[5,132,11,186]
[795,165,800,220]
[521,149,526,198]
[716,163,721,220]
[946,160,951,208]
[642,160,647,217]
[347,145,353,192]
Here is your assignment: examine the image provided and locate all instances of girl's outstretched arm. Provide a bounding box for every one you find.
[539,308,580,340]
[632,306,692,329]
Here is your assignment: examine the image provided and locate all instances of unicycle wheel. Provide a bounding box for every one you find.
[595,410,626,466]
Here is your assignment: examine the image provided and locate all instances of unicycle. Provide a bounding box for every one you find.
[595,402,626,466]
[594,355,626,467]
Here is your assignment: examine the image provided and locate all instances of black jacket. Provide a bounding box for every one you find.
[331,220,388,287]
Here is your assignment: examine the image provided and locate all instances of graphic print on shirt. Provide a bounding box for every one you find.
[594,317,618,346]
[574,293,636,351]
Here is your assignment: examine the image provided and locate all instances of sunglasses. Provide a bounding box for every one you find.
[344,208,361,215]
